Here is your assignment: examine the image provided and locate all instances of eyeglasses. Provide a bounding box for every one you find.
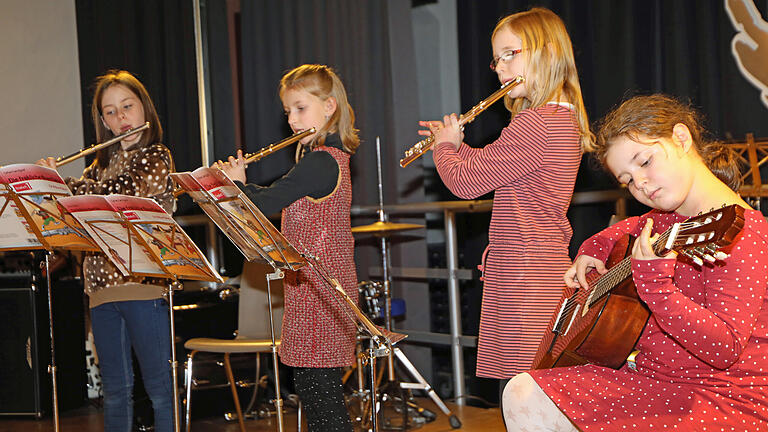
[490,49,523,71]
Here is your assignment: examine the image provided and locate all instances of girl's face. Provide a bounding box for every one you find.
[605,134,694,212]
[100,84,145,148]
[491,27,528,99]
[282,87,336,145]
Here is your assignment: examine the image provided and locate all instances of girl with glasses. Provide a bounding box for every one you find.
[418,6,593,402]
[503,94,768,431]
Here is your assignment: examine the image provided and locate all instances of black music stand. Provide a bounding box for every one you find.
[172,168,406,432]
[57,194,223,432]
[0,164,100,432]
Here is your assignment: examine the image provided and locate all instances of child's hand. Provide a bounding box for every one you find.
[418,114,462,150]
[36,157,58,170]
[564,255,607,290]
[214,149,247,183]
[631,218,676,260]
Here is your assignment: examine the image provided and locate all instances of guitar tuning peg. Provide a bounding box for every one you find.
[704,244,729,261]
[681,250,704,266]
[693,247,717,263]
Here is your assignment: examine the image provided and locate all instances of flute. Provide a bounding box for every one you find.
[399,76,524,168]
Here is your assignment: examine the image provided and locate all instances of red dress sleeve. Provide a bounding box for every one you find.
[432,109,547,199]
[577,215,643,262]
[631,225,768,369]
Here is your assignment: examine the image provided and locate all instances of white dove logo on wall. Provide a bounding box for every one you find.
[726,0,768,108]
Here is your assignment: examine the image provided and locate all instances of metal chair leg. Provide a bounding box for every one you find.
[297,399,303,432]
[223,353,246,432]
[184,351,196,432]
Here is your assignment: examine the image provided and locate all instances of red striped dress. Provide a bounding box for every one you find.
[433,104,581,378]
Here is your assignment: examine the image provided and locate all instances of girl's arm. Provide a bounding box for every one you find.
[236,150,339,215]
[66,144,173,198]
[576,215,643,262]
[632,227,768,368]
[432,109,547,199]
[66,159,100,194]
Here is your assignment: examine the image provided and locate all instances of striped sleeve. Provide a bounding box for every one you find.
[432,109,547,199]
[456,142,481,158]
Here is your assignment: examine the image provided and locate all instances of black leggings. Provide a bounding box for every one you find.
[293,367,353,432]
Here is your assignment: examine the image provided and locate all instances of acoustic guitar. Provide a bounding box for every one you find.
[531,205,746,370]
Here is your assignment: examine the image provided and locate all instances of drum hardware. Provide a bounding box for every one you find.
[347,137,461,429]
[351,221,424,236]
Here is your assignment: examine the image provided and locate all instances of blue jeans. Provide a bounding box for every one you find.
[91,299,173,432]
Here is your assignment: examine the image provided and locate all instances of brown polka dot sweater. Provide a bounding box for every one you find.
[66,143,175,307]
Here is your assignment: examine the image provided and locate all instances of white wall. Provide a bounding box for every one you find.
[0,0,84,179]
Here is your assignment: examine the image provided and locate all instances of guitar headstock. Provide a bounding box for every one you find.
[656,205,746,266]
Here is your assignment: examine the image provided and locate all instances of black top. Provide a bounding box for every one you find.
[235,133,344,215]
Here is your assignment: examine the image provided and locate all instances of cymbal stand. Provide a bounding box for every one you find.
[371,137,462,429]
[374,137,396,382]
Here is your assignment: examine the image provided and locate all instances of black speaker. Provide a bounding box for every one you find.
[0,267,87,416]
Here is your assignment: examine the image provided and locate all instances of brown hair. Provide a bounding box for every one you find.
[595,94,741,191]
[279,64,360,154]
[91,70,163,168]
[492,7,594,151]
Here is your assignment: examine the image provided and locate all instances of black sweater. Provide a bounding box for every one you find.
[235,133,344,215]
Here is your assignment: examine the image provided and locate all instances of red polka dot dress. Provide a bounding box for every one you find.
[529,209,768,431]
[433,104,581,378]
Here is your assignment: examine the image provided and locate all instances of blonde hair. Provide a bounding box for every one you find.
[596,94,741,191]
[492,7,594,151]
[279,64,360,154]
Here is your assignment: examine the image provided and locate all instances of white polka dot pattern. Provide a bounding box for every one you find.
[530,209,768,430]
[66,143,175,295]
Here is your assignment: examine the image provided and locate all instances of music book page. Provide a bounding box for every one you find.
[171,167,304,268]
[0,163,97,251]
[57,194,222,282]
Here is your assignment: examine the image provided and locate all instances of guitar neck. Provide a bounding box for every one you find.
[586,225,674,308]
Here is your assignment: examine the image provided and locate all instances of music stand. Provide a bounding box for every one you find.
[172,167,406,431]
[0,164,100,432]
[57,193,223,432]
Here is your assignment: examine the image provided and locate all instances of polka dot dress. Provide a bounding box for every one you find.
[530,209,768,431]
[66,143,175,295]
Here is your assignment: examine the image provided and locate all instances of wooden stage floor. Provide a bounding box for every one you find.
[0,398,505,431]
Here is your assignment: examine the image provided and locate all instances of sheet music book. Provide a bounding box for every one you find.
[57,194,222,283]
[0,164,98,251]
[170,167,304,269]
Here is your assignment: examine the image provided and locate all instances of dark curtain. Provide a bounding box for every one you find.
[455,0,768,254]
[239,0,426,287]
[75,0,202,202]
[240,0,422,205]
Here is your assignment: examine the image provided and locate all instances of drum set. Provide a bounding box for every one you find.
[342,138,461,430]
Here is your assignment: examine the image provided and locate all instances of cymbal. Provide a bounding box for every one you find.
[351,221,424,235]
